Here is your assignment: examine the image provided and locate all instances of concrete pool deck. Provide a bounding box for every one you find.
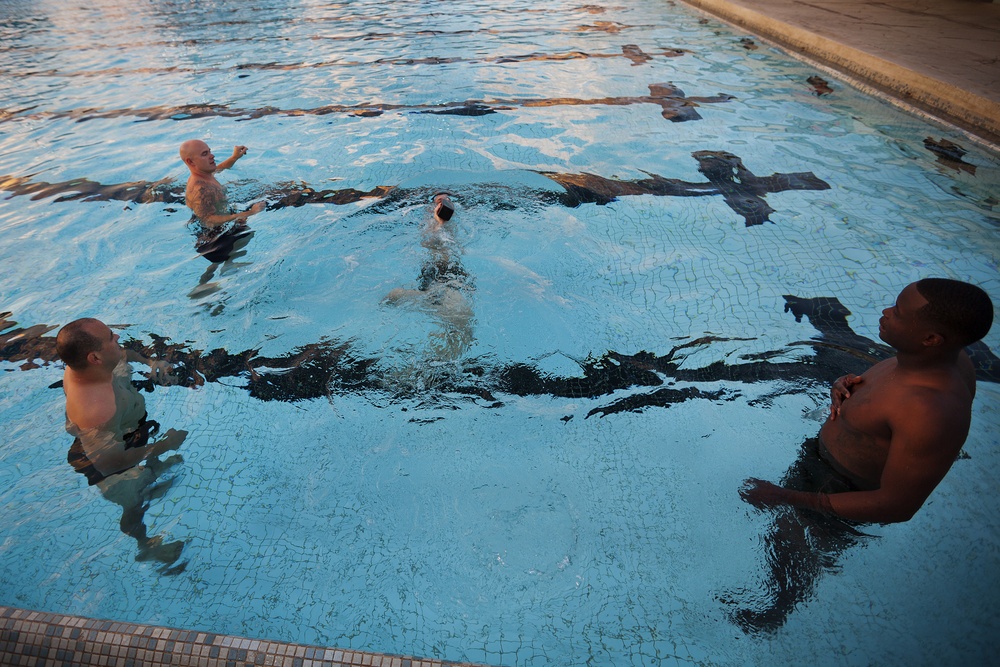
[678,0,1000,144]
[2,2,999,667]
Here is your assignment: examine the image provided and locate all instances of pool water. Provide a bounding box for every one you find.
[1,0,999,665]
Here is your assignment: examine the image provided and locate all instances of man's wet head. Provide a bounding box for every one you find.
[912,278,993,347]
[433,193,455,222]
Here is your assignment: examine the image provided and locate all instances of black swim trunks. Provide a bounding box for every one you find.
[781,437,859,495]
[195,222,253,263]
[67,413,159,486]
[418,259,468,291]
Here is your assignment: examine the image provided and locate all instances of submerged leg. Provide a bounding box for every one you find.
[732,508,863,633]
[98,466,185,567]
[727,438,872,633]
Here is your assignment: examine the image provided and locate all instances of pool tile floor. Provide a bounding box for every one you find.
[3,2,999,667]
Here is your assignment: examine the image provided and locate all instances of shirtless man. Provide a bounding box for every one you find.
[180,139,265,264]
[729,279,993,633]
[741,278,994,523]
[180,139,265,227]
[57,318,188,569]
[384,193,473,362]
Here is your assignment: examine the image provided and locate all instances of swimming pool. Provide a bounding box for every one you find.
[1,0,999,664]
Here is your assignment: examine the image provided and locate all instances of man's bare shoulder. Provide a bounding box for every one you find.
[64,380,117,431]
[845,356,972,437]
[185,178,218,201]
[886,376,973,447]
[866,355,973,412]
[186,174,223,198]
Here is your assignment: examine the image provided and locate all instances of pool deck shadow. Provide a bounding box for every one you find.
[0,606,487,667]
[678,0,1000,145]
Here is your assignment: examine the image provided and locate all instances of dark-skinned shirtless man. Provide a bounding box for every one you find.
[179,139,265,263]
[734,278,994,631]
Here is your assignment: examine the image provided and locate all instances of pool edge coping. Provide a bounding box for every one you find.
[0,605,492,667]
[675,0,1000,147]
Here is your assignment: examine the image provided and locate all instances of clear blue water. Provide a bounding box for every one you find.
[1,0,999,665]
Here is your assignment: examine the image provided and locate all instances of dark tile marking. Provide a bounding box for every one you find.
[0,82,729,125]
[542,150,832,226]
[0,174,391,211]
[578,5,614,15]
[0,174,182,205]
[806,75,833,96]
[621,44,652,66]
[6,289,996,424]
[31,44,690,78]
[3,150,817,231]
[575,20,628,33]
[17,47,686,79]
[417,104,501,117]
[2,23,652,86]
[924,137,977,175]
[510,83,733,122]
[739,37,757,51]
[782,295,887,358]
[0,313,58,370]
[413,83,731,122]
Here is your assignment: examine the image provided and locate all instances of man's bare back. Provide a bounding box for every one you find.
[57,318,188,567]
[742,279,992,523]
[60,319,184,474]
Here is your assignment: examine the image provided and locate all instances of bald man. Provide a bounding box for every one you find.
[179,139,266,263]
[179,140,264,226]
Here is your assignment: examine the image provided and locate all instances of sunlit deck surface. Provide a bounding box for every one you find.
[680,0,1000,143]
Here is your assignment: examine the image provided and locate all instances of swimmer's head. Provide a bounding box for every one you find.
[180,139,216,174]
[432,193,455,222]
[56,318,123,371]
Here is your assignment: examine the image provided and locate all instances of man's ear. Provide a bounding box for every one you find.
[922,332,945,348]
[86,350,103,366]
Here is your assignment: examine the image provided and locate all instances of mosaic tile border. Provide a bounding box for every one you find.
[0,606,487,667]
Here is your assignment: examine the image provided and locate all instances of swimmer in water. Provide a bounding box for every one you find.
[57,318,189,571]
[732,279,994,632]
[179,139,265,263]
[385,193,474,362]
[433,192,455,223]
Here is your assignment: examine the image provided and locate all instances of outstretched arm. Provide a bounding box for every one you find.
[126,349,179,386]
[215,145,249,172]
